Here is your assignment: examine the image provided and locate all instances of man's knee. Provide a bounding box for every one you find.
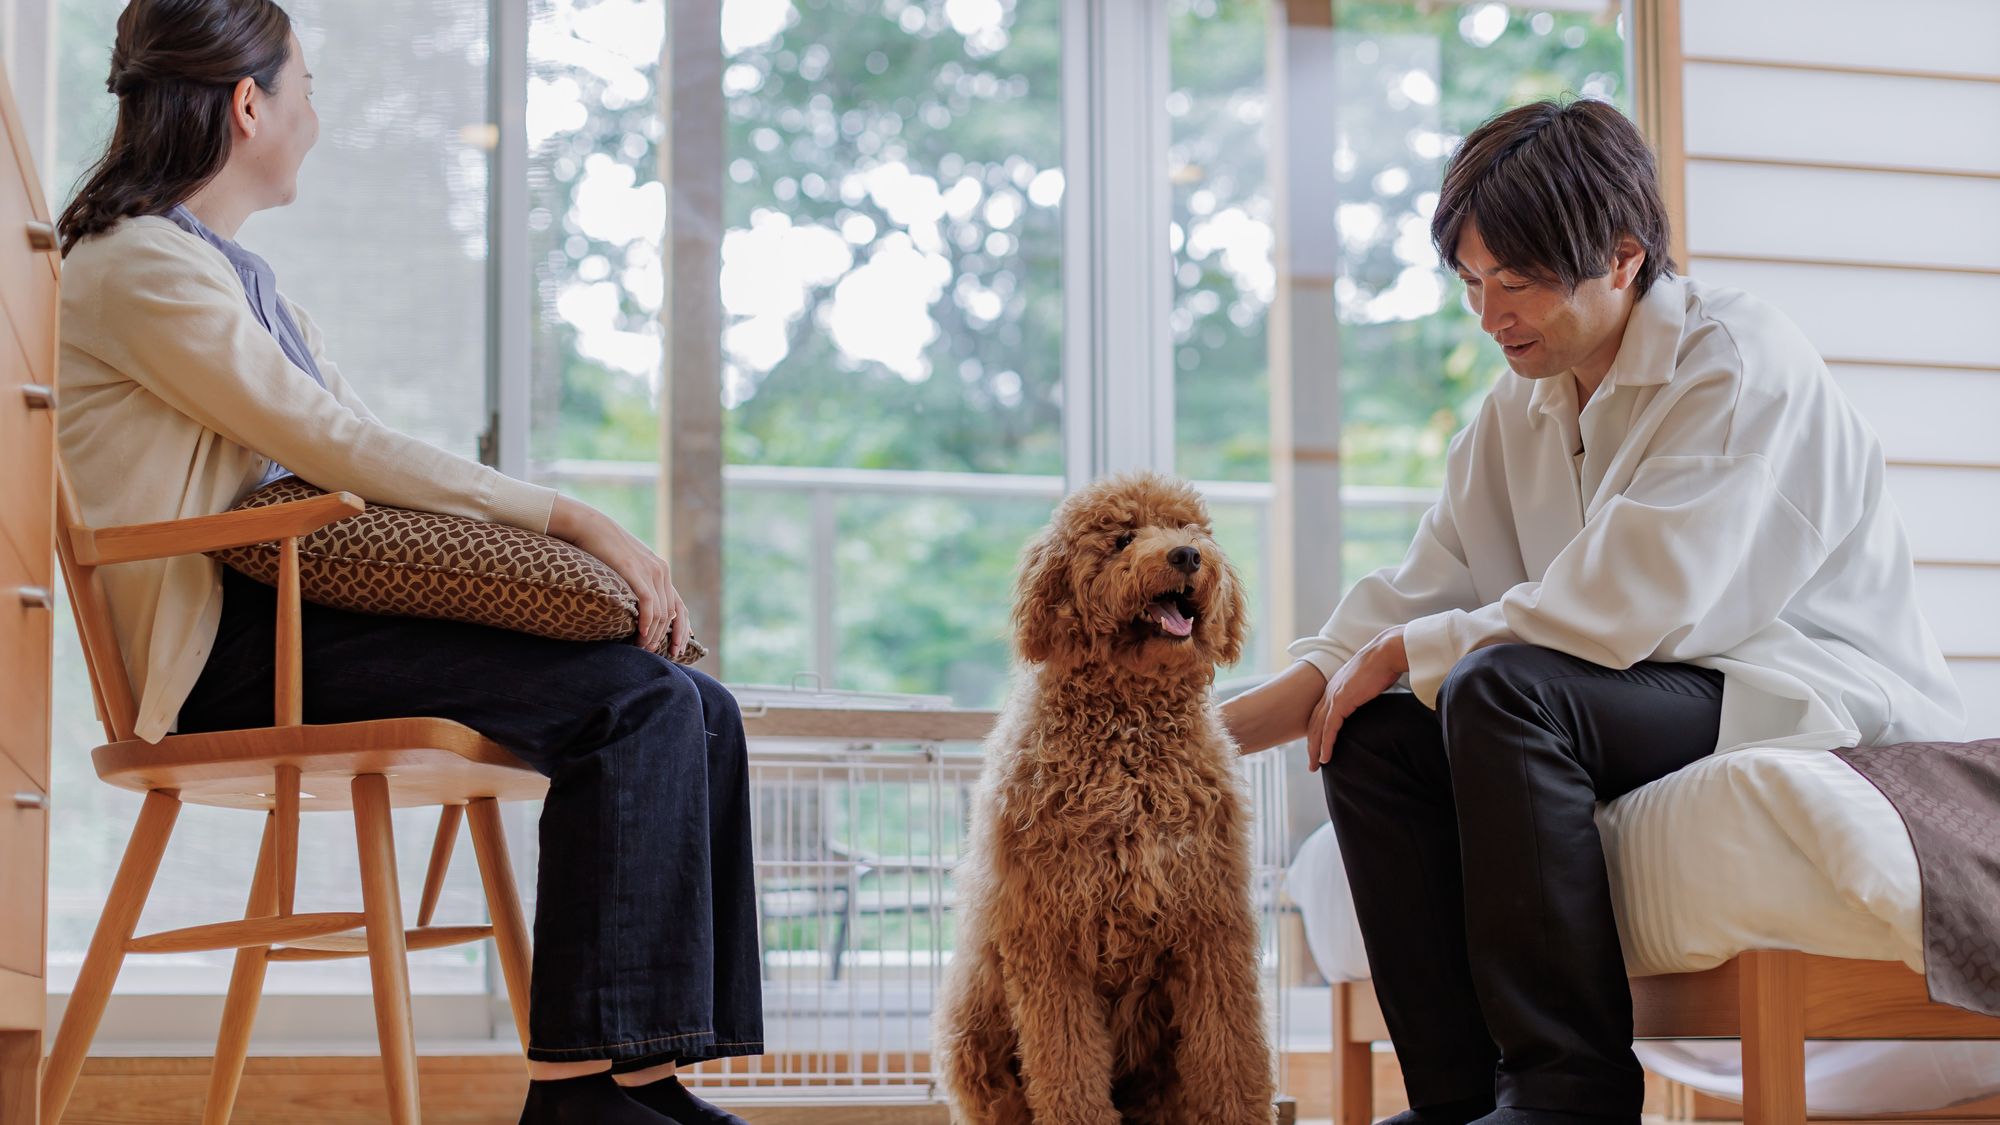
[1436,644,1604,789]
[1320,693,1438,791]
[1436,643,1576,724]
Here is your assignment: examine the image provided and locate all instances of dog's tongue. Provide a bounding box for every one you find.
[1150,599,1194,638]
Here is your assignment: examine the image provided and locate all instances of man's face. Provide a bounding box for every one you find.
[1454,222,1642,384]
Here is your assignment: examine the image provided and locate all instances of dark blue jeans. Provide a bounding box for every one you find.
[179,567,764,1068]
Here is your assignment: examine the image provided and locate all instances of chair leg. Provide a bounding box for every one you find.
[1332,981,1375,1125]
[1739,950,1807,1125]
[354,773,421,1125]
[40,789,181,1125]
[465,798,533,1055]
[203,815,281,1125]
[417,804,464,929]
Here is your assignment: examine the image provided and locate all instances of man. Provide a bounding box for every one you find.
[1223,98,1962,1125]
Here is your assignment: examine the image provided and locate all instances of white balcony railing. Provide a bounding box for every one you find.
[540,460,1438,687]
[678,694,1294,1101]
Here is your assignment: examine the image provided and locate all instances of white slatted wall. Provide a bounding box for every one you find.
[1675,0,2000,736]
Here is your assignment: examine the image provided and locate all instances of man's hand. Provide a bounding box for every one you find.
[1222,660,1328,755]
[1306,626,1408,773]
[548,495,688,657]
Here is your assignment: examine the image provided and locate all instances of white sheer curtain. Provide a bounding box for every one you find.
[43,0,501,1007]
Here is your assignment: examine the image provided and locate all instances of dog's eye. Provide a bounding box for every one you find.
[1112,532,1134,552]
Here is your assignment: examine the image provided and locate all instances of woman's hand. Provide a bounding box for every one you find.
[1305,626,1408,773]
[547,495,687,657]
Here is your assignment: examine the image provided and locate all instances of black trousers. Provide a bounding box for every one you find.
[1321,643,1723,1118]
[179,568,765,1068]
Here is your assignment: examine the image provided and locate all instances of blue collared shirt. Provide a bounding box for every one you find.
[166,204,326,487]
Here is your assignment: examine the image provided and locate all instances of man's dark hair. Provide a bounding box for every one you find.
[1431,98,1677,298]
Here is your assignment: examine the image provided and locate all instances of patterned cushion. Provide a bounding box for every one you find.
[207,478,707,664]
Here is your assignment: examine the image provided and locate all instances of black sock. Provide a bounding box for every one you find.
[517,1071,679,1125]
[618,1075,748,1125]
[1376,1095,1496,1125]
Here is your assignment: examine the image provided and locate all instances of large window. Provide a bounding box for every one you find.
[526,0,666,529]
[30,0,1633,1052]
[525,0,1070,707]
[1171,0,1279,678]
[1330,1,1630,580]
[712,0,1067,703]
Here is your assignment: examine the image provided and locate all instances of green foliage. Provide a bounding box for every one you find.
[1169,0,1279,484]
[717,0,1064,475]
[1332,1,1628,578]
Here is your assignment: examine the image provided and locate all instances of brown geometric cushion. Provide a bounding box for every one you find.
[207,478,706,665]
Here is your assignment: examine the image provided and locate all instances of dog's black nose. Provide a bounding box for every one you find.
[1167,546,1201,574]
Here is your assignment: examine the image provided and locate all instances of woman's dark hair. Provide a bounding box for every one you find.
[57,0,293,256]
[1431,98,1677,298]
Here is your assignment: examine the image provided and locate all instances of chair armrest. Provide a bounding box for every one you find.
[69,491,365,566]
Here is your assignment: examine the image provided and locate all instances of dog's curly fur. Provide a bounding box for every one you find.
[935,472,1275,1125]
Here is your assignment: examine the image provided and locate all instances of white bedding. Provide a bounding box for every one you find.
[1597,746,1918,977]
[1284,746,2000,1114]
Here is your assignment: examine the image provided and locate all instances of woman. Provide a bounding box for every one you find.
[56,2,760,1121]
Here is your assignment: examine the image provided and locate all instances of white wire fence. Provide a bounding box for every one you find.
[682,709,1293,1103]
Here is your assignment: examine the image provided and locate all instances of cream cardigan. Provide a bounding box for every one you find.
[59,216,558,743]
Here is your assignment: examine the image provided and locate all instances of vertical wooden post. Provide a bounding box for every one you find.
[1631,0,1688,271]
[274,537,303,726]
[660,0,727,673]
[1331,981,1375,1125]
[41,790,181,1125]
[1738,951,1807,1125]
[1,1030,41,1125]
[204,815,281,1124]
[274,764,301,918]
[467,799,535,1056]
[418,804,465,929]
[353,774,420,1124]
[1272,0,1342,648]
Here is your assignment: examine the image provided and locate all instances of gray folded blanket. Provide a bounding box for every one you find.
[1835,739,2000,1016]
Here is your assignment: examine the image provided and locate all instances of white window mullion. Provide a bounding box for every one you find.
[484,0,533,1045]
[488,0,531,479]
[1061,0,1174,491]
[1273,4,1342,635]
[7,0,56,193]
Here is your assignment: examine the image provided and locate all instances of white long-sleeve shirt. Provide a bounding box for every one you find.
[1290,274,1963,754]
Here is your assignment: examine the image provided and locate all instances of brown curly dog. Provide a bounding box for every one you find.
[935,472,1274,1125]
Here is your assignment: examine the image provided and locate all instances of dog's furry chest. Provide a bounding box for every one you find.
[995,763,1244,933]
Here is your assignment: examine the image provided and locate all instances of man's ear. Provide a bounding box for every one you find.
[1611,233,1646,291]
[231,76,260,139]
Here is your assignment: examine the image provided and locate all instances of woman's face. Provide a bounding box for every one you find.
[238,31,319,208]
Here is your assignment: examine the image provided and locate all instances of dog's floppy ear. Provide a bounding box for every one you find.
[1013,528,1077,665]
[1212,551,1249,669]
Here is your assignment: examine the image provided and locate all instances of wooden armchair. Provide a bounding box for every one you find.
[39,469,549,1125]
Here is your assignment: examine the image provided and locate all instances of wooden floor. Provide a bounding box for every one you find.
[47,1050,1346,1124]
[52,1052,2000,1124]
[57,1056,946,1125]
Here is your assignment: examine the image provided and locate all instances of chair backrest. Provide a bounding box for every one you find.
[54,461,141,744]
